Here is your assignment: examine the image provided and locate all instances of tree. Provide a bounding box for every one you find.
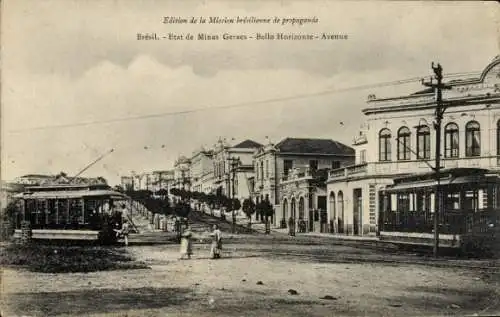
[242,198,256,228]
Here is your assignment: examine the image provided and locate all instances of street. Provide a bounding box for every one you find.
[2,236,499,317]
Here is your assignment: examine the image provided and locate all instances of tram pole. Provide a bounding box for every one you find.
[423,63,451,258]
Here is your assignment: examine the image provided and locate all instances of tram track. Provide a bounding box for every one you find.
[231,246,500,272]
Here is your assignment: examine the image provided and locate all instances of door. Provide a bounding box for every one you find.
[353,188,362,235]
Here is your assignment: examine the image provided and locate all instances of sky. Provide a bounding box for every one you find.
[1,0,499,185]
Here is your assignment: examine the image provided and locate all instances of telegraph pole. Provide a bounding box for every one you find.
[422,62,451,258]
[228,157,240,233]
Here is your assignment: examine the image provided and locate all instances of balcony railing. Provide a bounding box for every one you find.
[281,169,313,182]
[328,163,368,179]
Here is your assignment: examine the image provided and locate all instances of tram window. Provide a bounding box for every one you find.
[69,199,84,224]
[464,190,479,211]
[47,200,57,224]
[445,193,460,210]
[57,200,69,224]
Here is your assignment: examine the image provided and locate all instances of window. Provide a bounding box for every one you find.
[309,160,318,171]
[397,127,411,160]
[359,150,366,164]
[331,161,341,169]
[260,161,264,180]
[465,121,481,157]
[266,160,269,177]
[284,160,293,176]
[444,123,459,158]
[379,129,392,161]
[417,125,431,159]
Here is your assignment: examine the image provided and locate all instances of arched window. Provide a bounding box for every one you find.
[444,123,459,158]
[397,127,411,160]
[282,198,288,220]
[337,191,344,220]
[298,197,305,219]
[291,198,296,219]
[466,121,481,157]
[379,129,392,161]
[417,125,431,159]
[329,192,336,220]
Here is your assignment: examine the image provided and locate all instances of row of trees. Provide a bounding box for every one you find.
[116,186,275,231]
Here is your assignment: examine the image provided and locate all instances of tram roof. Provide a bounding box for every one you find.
[13,189,128,200]
[392,168,492,184]
[385,168,500,193]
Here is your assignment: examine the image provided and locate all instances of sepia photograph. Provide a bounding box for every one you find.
[1,0,499,316]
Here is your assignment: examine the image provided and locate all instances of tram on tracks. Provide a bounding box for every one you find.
[12,182,129,244]
[378,168,500,253]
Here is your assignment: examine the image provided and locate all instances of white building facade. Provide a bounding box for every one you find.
[326,56,500,236]
[212,138,261,202]
[190,148,215,193]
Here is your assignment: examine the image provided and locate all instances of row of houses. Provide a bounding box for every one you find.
[124,56,500,236]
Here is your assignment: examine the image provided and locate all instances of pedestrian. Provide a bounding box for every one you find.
[179,225,193,259]
[120,219,130,246]
[210,224,222,259]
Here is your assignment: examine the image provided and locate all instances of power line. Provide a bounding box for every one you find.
[6,71,481,134]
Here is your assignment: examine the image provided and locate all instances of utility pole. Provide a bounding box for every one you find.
[422,62,451,258]
[229,156,241,233]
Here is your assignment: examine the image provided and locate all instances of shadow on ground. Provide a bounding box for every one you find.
[384,285,499,313]
[4,287,192,316]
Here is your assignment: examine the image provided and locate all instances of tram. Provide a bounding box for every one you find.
[378,168,500,253]
[12,182,129,244]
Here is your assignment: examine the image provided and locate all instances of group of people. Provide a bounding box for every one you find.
[179,224,222,260]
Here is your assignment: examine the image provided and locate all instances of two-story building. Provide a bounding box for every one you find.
[326,55,500,237]
[190,147,215,193]
[151,170,175,192]
[253,137,355,225]
[212,138,261,202]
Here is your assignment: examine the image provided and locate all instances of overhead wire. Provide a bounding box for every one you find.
[5,70,482,134]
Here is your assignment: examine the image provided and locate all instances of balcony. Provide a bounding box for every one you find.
[328,163,368,180]
[282,168,313,182]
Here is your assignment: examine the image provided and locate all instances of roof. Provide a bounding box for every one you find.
[18,174,53,178]
[276,138,355,155]
[232,139,262,149]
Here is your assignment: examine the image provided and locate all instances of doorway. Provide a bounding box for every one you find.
[353,188,362,235]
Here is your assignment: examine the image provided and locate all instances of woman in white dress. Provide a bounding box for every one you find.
[210,224,222,259]
[179,225,193,260]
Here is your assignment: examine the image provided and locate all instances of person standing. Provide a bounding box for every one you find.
[210,224,222,259]
[179,225,193,259]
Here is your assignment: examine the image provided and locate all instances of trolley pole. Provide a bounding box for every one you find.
[423,62,451,258]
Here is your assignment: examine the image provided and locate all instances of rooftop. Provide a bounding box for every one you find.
[276,137,355,156]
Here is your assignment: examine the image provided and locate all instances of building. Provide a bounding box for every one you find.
[151,170,175,192]
[190,147,215,193]
[326,56,500,236]
[13,174,53,186]
[279,168,329,233]
[254,137,355,226]
[212,138,262,202]
[173,156,191,190]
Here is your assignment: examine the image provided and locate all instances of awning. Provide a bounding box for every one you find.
[14,190,127,200]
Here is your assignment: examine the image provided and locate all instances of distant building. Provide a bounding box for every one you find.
[13,174,53,186]
[173,156,191,191]
[190,147,215,193]
[212,138,262,202]
[326,56,500,236]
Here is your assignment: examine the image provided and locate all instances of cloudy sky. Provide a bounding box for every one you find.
[1,0,498,185]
